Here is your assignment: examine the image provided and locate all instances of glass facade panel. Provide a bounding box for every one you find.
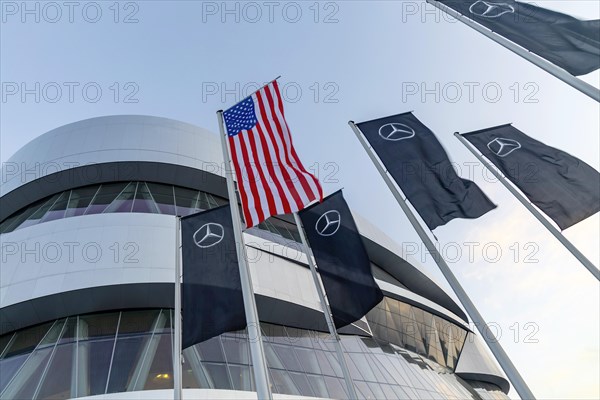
[2,346,54,400]
[174,186,202,216]
[17,194,61,230]
[78,312,119,340]
[2,322,54,358]
[85,183,129,215]
[76,339,113,397]
[1,182,301,243]
[0,308,507,400]
[65,186,99,217]
[132,182,160,214]
[40,191,70,222]
[142,334,173,391]
[35,342,75,400]
[103,182,137,213]
[146,183,176,215]
[106,336,145,394]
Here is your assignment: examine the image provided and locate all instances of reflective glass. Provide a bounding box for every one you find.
[117,310,159,336]
[17,194,60,229]
[142,334,173,390]
[146,183,176,215]
[0,201,41,233]
[40,191,70,222]
[203,363,232,389]
[85,183,129,215]
[103,182,137,213]
[0,308,507,400]
[3,321,54,357]
[132,182,160,214]
[0,353,28,393]
[289,371,314,397]
[78,312,119,340]
[174,187,201,216]
[270,369,300,395]
[222,336,250,365]
[106,336,145,394]
[196,337,226,363]
[228,365,252,391]
[35,343,75,400]
[76,339,114,397]
[1,346,53,400]
[65,186,100,217]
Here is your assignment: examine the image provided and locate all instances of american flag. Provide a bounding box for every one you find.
[223,80,323,228]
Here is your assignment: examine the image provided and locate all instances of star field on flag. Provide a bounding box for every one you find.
[223,80,323,228]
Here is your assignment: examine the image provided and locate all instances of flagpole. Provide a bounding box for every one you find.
[455,132,600,281]
[349,121,536,400]
[425,0,600,103]
[174,217,183,400]
[217,110,273,400]
[292,212,359,400]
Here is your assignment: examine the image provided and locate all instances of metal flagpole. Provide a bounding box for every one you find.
[217,110,273,400]
[292,212,359,400]
[426,0,600,103]
[349,121,536,400]
[455,132,600,281]
[174,217,183,400]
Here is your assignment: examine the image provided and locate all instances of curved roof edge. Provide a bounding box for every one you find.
[456,332,510,394]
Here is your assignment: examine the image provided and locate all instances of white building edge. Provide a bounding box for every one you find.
[0,115,509,400]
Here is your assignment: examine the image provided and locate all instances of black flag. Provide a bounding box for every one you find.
[181,205,246,349]
[299,190,383,329]
[439,0,600,76]
[357,112,496,230]
[462,124,600,230]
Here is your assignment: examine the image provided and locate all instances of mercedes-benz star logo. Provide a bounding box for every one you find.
[193,222,225,248]
[315,210,341,237]
[378,123,415,142]
[469,1,515,18]
[487,137,521,157]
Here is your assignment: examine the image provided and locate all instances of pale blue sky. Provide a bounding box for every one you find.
[1,1,599,398]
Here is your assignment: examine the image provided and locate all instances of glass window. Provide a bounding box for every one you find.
[103,182,137,213]
[78,312,119,341]
[17,194,61,229]
[3,321,54,358]
[295,347,321,375]
[228,365,252,391]
[76,339,114,397]
[174,187,201,216]
[0,346,54,400]
[117,310,159,336]
[289,372,314,397]
[272,344,302,372]
[270,369,300,395]
[106,336,146,394]
[142,334,174,391]
[0,354,29,393]
[35,342,75,400]
[146,183,176,215]
[0,334,14,358]
[323,376,348,399]
[203,363,232,389]
[221,336,249,365]
[307,374,329,398]
[0,201,41,233]
[85,183,129,215]
[40,191,70,223]
[132,182,160,214]
[65,186,100,217]
[196,337,226,363]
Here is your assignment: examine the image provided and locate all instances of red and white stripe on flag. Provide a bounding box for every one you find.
[223,80,323,228]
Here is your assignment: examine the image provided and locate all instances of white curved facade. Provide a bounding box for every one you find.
[0,116,509,400]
